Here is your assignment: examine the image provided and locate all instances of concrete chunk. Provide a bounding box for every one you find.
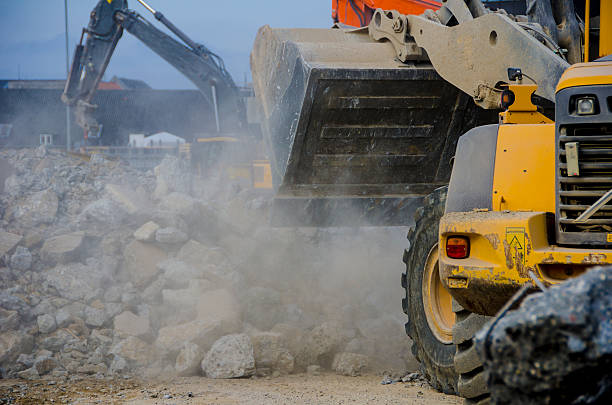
[0,230,22,257]
[133,221,160,242]
[40,231,85,265]
[122,240,166,288]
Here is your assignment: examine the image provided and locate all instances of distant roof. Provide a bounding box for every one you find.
[0,79,122,90]
[111,76,151,90]
[146,131,185,142]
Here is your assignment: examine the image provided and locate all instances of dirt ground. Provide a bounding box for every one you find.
[0,373,461,404]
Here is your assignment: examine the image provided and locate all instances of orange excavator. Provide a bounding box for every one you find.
[332,0,440,27]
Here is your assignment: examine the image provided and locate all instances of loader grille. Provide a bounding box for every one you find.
[556,84,612,245]
[558,124,612,234]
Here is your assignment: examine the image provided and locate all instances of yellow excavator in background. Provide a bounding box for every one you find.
[252,0,611,402]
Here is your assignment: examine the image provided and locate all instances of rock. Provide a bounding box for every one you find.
[296,321,355,369]
[201,334,255,379]
[158,192,199,219]
[175,342,204,376]
[178,240,228,268]
[155,227,188,244]
[17,366,40,380]
[0,157,14,194]
[40,232,85,265]
[45,262,110,302]
[195,289,241,323]
[155,317,241,357]
[356,316,413,372]
[22,231,43,249]
[251,332,294,375]
[105,302,124,319]
[306,364,321,375]
[133,221,160,242]
[39,329,79,352]
[34,356,58,375]
[9,189,58,227]
[141,277,165,304]
[84,305,108,328]
[243,287,284,331]
[105,183,147,215]
[103,287,122,303]
[54,308,73,328]
[480,266,612,405]
[109,355,128,374]
[122,240,167,288]
[0,230,22,257]
[161,289,197,321]
[9,246,32,270]
[0,308,19,332]
[88,329,113,348]
[332,352,369,376]
[78,198,128,227]
[37,314,57,334]
[270,324,302,357]
[154,156,191,196]
[77,363,107,375]
[158,259,202,289]
[109,336,153,366]
[114,311,151,339]
[32,299,55,317]
[0,331,33,366]
[16,353,34,368]
[0,292,30,319]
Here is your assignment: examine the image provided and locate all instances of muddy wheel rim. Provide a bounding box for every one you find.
[422,244,455,344]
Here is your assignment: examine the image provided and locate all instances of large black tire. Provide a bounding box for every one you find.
[402,187,457,394]
[453,301,492,404]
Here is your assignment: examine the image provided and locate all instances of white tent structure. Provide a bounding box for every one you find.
[129,132,185,147]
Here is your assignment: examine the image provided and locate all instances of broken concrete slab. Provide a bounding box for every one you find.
[40,231,85,264]
[114,311,151,339]
[122,240,167,288]
[0,230,22,258]
[133,221,160,242]
[105,183,148,215]
[8,189,59,228]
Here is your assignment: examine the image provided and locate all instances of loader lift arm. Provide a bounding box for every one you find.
[62,0,244,138]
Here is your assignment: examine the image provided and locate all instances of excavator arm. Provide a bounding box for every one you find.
[62,0,244,138]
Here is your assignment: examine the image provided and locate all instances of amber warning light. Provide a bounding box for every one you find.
[446,236,470,259]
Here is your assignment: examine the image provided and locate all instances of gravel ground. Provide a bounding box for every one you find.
[0,373,461,404]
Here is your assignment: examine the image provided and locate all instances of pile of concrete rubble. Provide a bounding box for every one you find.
[0,147,414,381]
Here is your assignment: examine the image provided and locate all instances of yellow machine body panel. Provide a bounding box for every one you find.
[491,124,556,212]
[599,0,612,57]
[498,84,553,125]
[252,160,273,190]
[556,61,612,91]
[439,211,612,315]
[440,60,612,316]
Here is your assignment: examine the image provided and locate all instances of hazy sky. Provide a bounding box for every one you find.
[0,0,331,89]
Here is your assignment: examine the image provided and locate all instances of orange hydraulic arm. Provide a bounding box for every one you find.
[332,0,440,27]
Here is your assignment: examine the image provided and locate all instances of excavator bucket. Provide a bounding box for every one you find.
[251,26,497,226]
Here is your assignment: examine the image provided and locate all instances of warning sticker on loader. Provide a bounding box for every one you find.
[506,227,526,266]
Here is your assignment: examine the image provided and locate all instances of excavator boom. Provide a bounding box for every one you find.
[63,0,244,139]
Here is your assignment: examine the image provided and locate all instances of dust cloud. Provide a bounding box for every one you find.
[0,146,417,381]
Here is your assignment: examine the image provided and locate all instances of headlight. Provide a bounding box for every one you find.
[576,96,597,115]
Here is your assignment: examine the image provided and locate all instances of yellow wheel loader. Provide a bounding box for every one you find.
[251,0,611,401]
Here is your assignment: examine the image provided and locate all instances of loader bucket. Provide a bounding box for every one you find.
[251,26,497,226]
